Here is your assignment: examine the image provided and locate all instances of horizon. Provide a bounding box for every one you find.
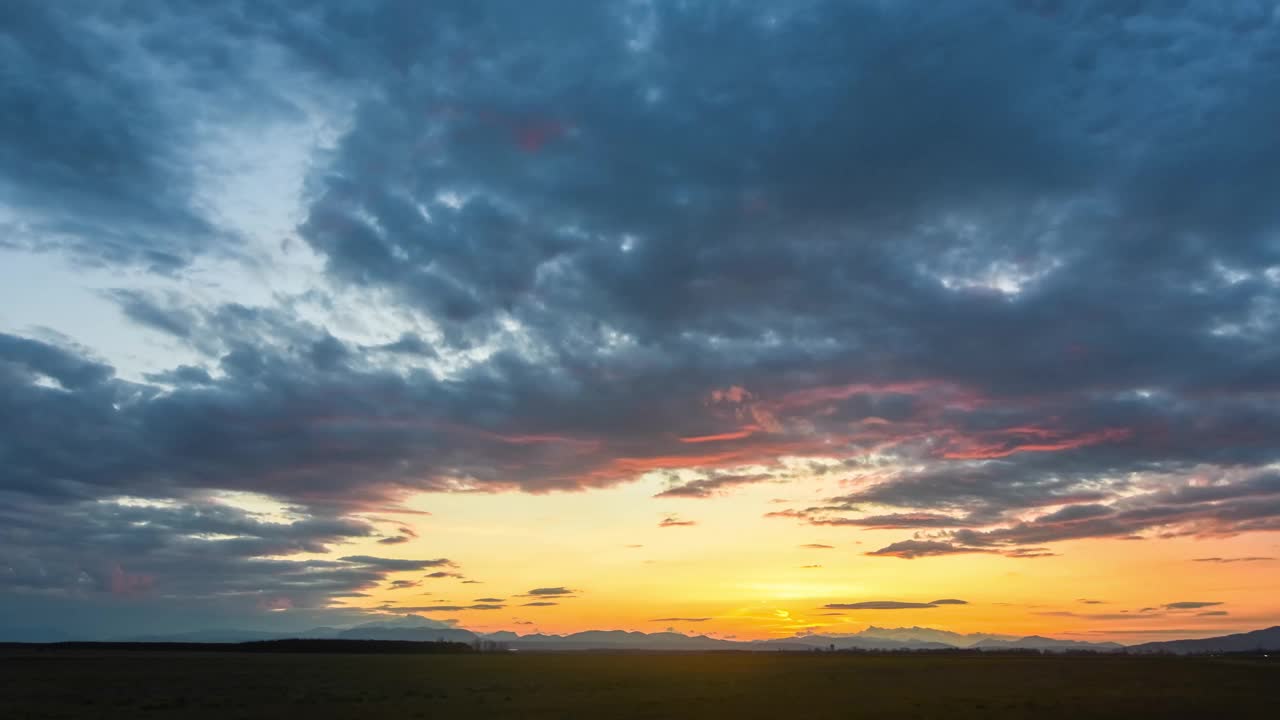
[96,614,1279,648]
[3,1,1280,649]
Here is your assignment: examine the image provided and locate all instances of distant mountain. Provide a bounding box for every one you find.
[751,635,954,652]
[336,626,477,643]
[344,615,457,631]
[973,636,1123,652]
[485,630,738,651]
[120,614,473,645]
[334,615,476,642]
[1127,626,1280,655]
[855,626,1016,648]
[0,625,70,643]
[123,629,319,644]
[81,622,1280,654]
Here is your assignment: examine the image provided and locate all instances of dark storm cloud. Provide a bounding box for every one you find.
[0,492,461,635]
[0,2,274,270]
[7,0,1280,635]
[13,0,1280,544]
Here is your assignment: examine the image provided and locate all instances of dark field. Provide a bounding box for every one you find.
[2,650,1276,719]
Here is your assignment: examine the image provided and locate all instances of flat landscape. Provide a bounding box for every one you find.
[2,650,1276,719]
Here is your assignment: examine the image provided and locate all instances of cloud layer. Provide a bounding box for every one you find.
[4,0,1280,632]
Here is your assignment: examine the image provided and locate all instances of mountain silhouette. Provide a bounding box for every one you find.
[1127,626,1280,655]
[99,620,1280,654]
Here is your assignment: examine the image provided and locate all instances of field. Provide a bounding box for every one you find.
[2,649,1276,719]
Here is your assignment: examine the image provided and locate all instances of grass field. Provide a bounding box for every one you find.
[2,650,1276,719]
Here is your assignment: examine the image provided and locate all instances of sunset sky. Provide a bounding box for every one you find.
[2,1,1279,643]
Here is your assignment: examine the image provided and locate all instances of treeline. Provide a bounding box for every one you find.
[0,639,473,654]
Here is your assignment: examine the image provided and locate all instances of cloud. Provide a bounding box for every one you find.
[521,587,575,597]
[0,4,253,271]
[799,544,834,549]
[1197,611,1229,616]
[381,604,504,612]
[1192,557,1274,563]
[7,0,1280,636]
[377,527,418,545]
[655,473,777,499]
[1035,611,1165,621]
[472,598,504,603]
[424,572,465,579]
[339,557,455,572]
[659,515,697,528]
[864,541,995,560]
[1164,602,1224,610]
[800,565,822,569]
[651,617,711,623]
[521,602,559,607]
[822,600,965,610]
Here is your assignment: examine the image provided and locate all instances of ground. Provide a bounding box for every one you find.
[1,650,1276,719]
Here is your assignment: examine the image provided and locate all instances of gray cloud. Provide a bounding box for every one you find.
[659,514,697,528]
[380,604,504,613]
[522,587,575,597]
[6,0,1280,636]
[339,556,455,572]
[655,473,776,499]
[822,600,966,610]
[864,541,995,560]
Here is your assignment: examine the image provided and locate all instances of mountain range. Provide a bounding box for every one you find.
[1127,626,1280,655]
[90,616,1279,654]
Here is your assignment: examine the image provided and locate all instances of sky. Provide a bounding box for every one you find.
[2,0,1279,644]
